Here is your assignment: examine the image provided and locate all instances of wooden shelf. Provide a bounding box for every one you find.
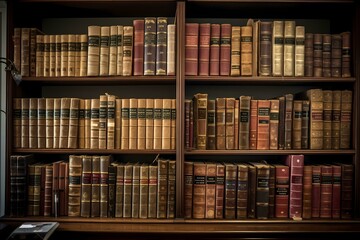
[185,149,356,155]
[12,149,176,154]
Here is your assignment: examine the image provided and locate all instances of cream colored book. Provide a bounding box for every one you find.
[68,34,76,77]
[272,21,284,76]
[129,98,138,150]
[60,34,69,77]
[283,21,296,76]
[99,26,110,76]
[109,26,118,76]
[87,25,101,76]
[137,99,146,150]
[145,99,154,149]
[90,98,100,149]
[153,99,163,149]
[79,34,88,77]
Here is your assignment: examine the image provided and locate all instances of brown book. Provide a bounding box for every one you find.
[252,20,259,76]
[167,160,176,218]
[121,98,130,149]
[338,163,353,219]
[156,17,168,76]
[153,99,163,150]
[33,30,44,74]
[184,161,194,218]
[99,94,108,149]
[60,34,69,77]
[68,98,79,149]
[137,98,146,150]
[239,96,251,149]
[256,99,270,150]
[13,28,21,74]
[90,98,100,149]
[114,163,124,218]
[116,26,124,76]
[241,25,253,76]
[185,23,199,76]
[320,165,333,218]
[215,163,225,219]
[162,99,172,150]
[167,24,176,76]
[236,164,248,219]
[322,34,331,77]
[302,165,312,219]
[234,99,239,149]
[307,89,323,149]
[268,164,275,218]
[283,21,295,76]
[194,93,208,150]
[253,162,270,219]
[144,17,156,75]
[269,99,279,150]
[313,33,323,77]
[145,99,154,149]
[44,164,53,216]
[193,162,206,219]
[305,33,314,77]
[53,98,61,148]
[129,98,138,150]
[157,159,168,218]
[171,99,176,150]
[52,160,62,217]
[220,23,231,76]
[205,162,216,218]
[230,26,241,76]
[249,99,258,150]
[99,26,110,76]
[284,94,293,149]
[80,155,92,217]
[132,163,140,218]
[27,163,41,216]
[259,21,272,76]
[295,26,305,77]
[331,90,341,149]
[341,31,351,77]
[331,34,342,77]
[216,97,226,150]
[84,99,91,149]
[148,163,158,218]
[79,34,88,77]
[37,98,46,149]
[224,163,237,219]
[139,163,149,218]
[274,164,289,218]
[311,165,321,218]
[210,24,220,76]
[331,164,341,219]
[87,25,100,76]
[21,98,30,148]
[247,163,256,219]
[68,34,76,77]
[272,21,284,76]
[100,155,111,218]
[123,26,134,76]
[107,94,116,149]
[45,98,54,149]
[277,96,285,149]
[115,99,122,149]
[133,19,145,76]
[21,28,30,77]
[36,34,44,77]
[340,90,352,149]
[323,90,333,149]
[301,100,310,149]
[68,155,82,217]
[59,97,71,149]
[29,98,38,149]
[199,23,211,76]
[107,164,116,217]
[292,100,302,150]
[225,98,235,149]
[185,99,192,149]
[91,156,101,217]
[123,162,133,218]
[13,98,22,148]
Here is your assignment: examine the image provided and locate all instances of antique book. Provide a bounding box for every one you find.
[90,156,101,217]
[137,98,146,150]
[252,162,270,219]
[252,20,259,76]
[311,165,321,218]
[331,90,341,149]
[274,164,289,218]
[338,163,353,219]
[269,99,279,150]
[206,99,216,150]
[230,26,241,76]
[331,164,341,219]
[153,98,163,150]
[236,163,248,219]
[29,98,38,149]
[306,89,324,149]
[37,98,46,149]
[259,21,272,76]
[268,164,275,218]
[87,25,101,76]
[331,34,342,77]
[239,96,251,150]
[78,34,88,76]
[45,98,54,149]
[21,28,30,77]
[139,163,149,218]
[305,33,314,77]
[100,155,111,218]
[99,94,108,149]
[75,34,81,76]
[313,33,323,77]
[184,100,192,149]
[133,19,145,76]
[340,90,352,149]
[51,160,61,217]
[301,100,310,149]
[210,24,220,76]
[224,163,237,219]
[144,17,157,75]
[114,163,124,218]
[99,26,110,76]
[323,90,333,150]
[215,163,225,219]
[68,155,82,217]
[171,99,176,150]
[220,23,231,76]
[320,165,333,218]
[162,99,172,150]
[55,35,62,77]
[60,34,69,77]
[67,34,76,76]
[129,98,138,150]
[84,99,91,149]
[234,99,239,150]
[295,26,305,76]
[167,160,176,218]
[109,26,118,76]
[121,98,130,149]
[277,96,285,149]
[216,97,226,150]
[131,163,140,218]
[148,163,158,218]
[256,100,270,150]
[107,164,116,217]
[44,164,53,216]
[107,94,116,149]
[205,162,216,218]
[249,99,258,150]
[284,93,294,150]
[185,23,199,75]
[292,100,302,150]
[272,21,284,76]
[115,99,122,149]
[225,98,235,149]
[13,28,21,73]
[157,159,168,218]
[322,34,332,77]
[27,163,41,216]
[122,26,134,76]
[116,25,124,76]
[194,93,208,150]
[35,34,44,77]
[167,24,176,76]
[53,98,61,149]
[302,165,312,219]
[240,25,253,76]
[21,98,29,148]
[13,98,22,148]
[59,98,71,149]
[199,23,211,76]
[247,163,256,219]
[68,98,79,149]
[193,162,206,219]
[145,99,154,149]
[341,31,351,77]
[184,161,194,218]
[156,17,168,75]
[90,98,100,149]
[43,35,50,77]
[31,29,44,75]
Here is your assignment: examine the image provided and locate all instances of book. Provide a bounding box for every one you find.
[210,24,220,76]
[59,98,70,149]
[205,162,216,218]
[20,28,30,77]
[114,163,124,218]
[340,90,352,149]
[107,94,116,149]
[274,164,289,218]
[322,34,331,77]
[302,165,312,219]
[269,99,279,150]
[240,25,253,76]
[37,98,46,149]
[167,24,176,76]
[283,21,295,76]
[199,23,211,76]
[109,26,118,76]
[45,98,54,149]
[307,89,324,149]
[167,160,176,218]
[121,99,130,149]
[156,17,168,75]
[331,34,342,77]
[313,33,323,77]
[193,162,206,219]
[323,90,333,150]
[236,164,248,219]
[129,98,138,150]
[99,26,110,76]
[272,21,284,76]
[137,98,146,150]
[123,26,134,76]
[259,21,272,76]
[87,26,100,76]
[239,96,251,150]
[256,100,270,150]
[341,31,351,77]
[157,159,168,218]
[90,98,100,149]
[116,25,124,76]
[68,155,82,217]
[13,98,22,148]
[230,26,241,76]
[133,19,145,76]
[100,155,111,218]
[311,165,321,218]
[67,34,76,76]
[225,98,235,149]
[305,33,314,77]
[68,98,79,149]
[153,99,163,150]
[131,163,140,218]
[224,163,236,219]
[193,93,208,150]
[249,99,258,150]
[220,23,231,76]
[292,100,302,150]
[145,99,154,149]
[60,34,69,77]
[148,163,158,218]
[216,97,226,150]
[99,95,108,149]
[207,99,216,150]
[35,34,44,77]
[162,99,172,149]
[29,98,38,149]
[295,26,305,76]
[144,17,157,76]
[215,163,225,219]
[184,161,194,218]
[139,163,149,218]
[185,23,199,75]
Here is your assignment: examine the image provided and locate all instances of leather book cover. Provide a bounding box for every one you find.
[171,99,176,150]
[307,89,324,149]
[256,99,270,150]
[51,160,61,217]
[153,98,163,150]
[252,20,259,76]
[100,155,110,218]
[301,100,310,149]
[78,99,85,149]
[167,160,176,218]
[35,34,44,77]
[116,25,124,76]
[225,98,235,149]
[59,97,71,149]
[269,99,279,150]
[68,155,82,217]
[210,24,220,76]
[121,98,130,150]
[322,34,331,77]
[249,99,258,150]
[144,17,156,75]
[236,164,248,219]
[27,164,38,216]
[79,34,88,77]
[193,162,206,219]
[39,165,46,216]
[338,163,353,219]
[162,99,172,150]
[184,161,194,218]
[231,26,241,76]
[43,35,50,77]
[74,34,81,76]
[331,90,341,149]
[251,162,270,219]
[21,28,30,77]
[284,94,293,149]
[331,164,341,219]
[37,98,46,149]
[224,163,237,219]
[13,28,21,74]
[305,33,314,77]
[80,155,92,217]
[21,98,29,148]
[137,98,146,150]
[220,23,231,76]
[68,98,79,149]
[259,21,272,76]
[98,26,110,76]
[194,93,208,150]
[109,26,118,76]
[274,164,289,218]
[31,29,44,76]
[55,35,62,77]
[215,163,225,219]
[313,33,323,77]
[67,34,76,76]
[60,34,69,77]
[156,17,168,76]
[123,162,133,218]
[206,99,216,150]
[91,156,101,217]
[272,21,284,76]
[167,24,176,76]
[107,94,116,149]
[240,25,253,76]
[268,164,275,218]
[157,159,168,218]
[302,165,312,219]
[107,164,116,217]
[323,90,333,149]
[277,96,285,149]
[114,163,124,218]
[13,98,21,148]
[331,34,342,77]
[311,165,321,218]
[133,20,144,76]
[190,100,194,149]
[292,100,302,150]
[145,98,154,149]
[340,90,352,149]
[185,23,199,75]
[139,163,149,218]
[115,99,122,149]
[295,26,305,76]
[320,165,333,218]
[90,98,100,149]
[247,164,256,219]
[44,164,53,216]
[148,164,158,218]
[205,162,216,218]
[234,99,239,149]
[123,26,134,76]
[99,94,108,149]
[341,31,351,77]
[29,98,38,149]
[216,97,226,150]
[53,98,61,148]
[129,98,138,150]
[84,99,91,149]
[199,23,211,76]
[239,96,251,150]
[131,163,140,218]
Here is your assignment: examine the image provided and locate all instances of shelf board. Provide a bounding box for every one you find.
[20,76,176,85]
[185,149,356,155]
[186,76,356,85]
[12,149,176,154]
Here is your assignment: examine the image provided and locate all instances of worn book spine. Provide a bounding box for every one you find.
[145,99,154,149]
[272,21,284,76]
[259,22,272,76]
[193,162,206,219]
[21,28,30,77]
[313,33,323,77]
[205,162,216,219]
[99,26,110,76]
[283,21,295,76]
[339,163,353,219]
[256,100,270,150]
[331,164,341,219]
[234,99,239,150]
[249,100,258,150]
[253,163,270,219]
[167,160,176,218]
[87,26,100,76]
[107,164,116,217]
[53,98,61,148]
[60,34,69,77]
[55,35,62,76]
[162,99,172,150]
[148,164,158,218]
[220,23,231,76]
[323,90,333,149]
[236,164,248,219]
[100,156,110,218]
[305,33,314,77]
[215,163,225,219]
[206,99,216,150]
[44,164,53,216]
[59,98,71,149]
[167,24,176,76]
[277,96,285,149]
[224,163,237,219]
[216,97,226,150]
[133,20,145,76]
[13,28,21,74]
[225,98,235,149]
[239,96,251,149]
[84,99,91,149]
[115,99,122,149]
[295,26,305,77]
[210,24,220,76]
[74,34,81,76]
[320,165,333,218]
[30,29,42,76]
[68,155,82,217]
[115,163,124,218]
[109,26,118,76]
[194,93,208,150]
[157,159,168,218]
[331,34,342,77]
[185,23,199,75]
[252,20,259,77]
[240,25,253,76]
[199,23,211,76]
[331,90,341,149]
[129,98,138,150]
[307,89,324,149]
[137,99,146,150]
[78,99,85,149]
[153,99,163,149]
[144,17,157,76]
[91,156,100,217]
[340,90,352,149]
[35,35,44,77]
[302,165,312,219]
[79,34,88,76]
[50,35,56,77]
[107,95,116,149]
[247,164,256,219]
[116,25,124,76]
[43,35,50,77]
[37,98,46,149]
[122,26,134,76]
[184,161,194,218]
[156,17,168,76]
[269,99,279,150]
[121,99,130,149]
[322,34,332,77]
[13,98,22,148]
[230,26,241,76]
[301,100,310,149]
[268,164,275,218]
[292,100,302,150]
[68,98,79,149]
[274,164,289,218]
[341,31,351,77]
[311,165,321,218]
[285,93,294,149]
[139,163,149,218]
[29,98,38,149]
[90,98,100,149]
[67,34,76,76]
[171,99,176,150]
[99,94,108,149]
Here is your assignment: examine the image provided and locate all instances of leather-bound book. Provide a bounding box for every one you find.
[259,22,272,76]
[277,96,285,150]
[185,23,199,75]
[320,165,333,218]
[157,159,168,218]
[79,34,88,77]
[323,90,333,150]
[162,99,172,150]
[240,25,253,76]
[20,99,29,148]
[331,164,341,219]
[13,28,21,74]
[184,161,194,218]
[116,26,124,76]
[189,100,194,149]
[156,17,168,76]
[274,164,289,218]
[301,100,310,149]
[68,155,82,217]
[13,98,21,148]
[311,165,321,218]
[40,165,46,216]
[121,98,130,149]
[98,26,110,76]
[43,35,50,77]
[167,24,176,76]
[302,165,312,219]
[215,163,225,219]
[139,163,149,218]
[55,35,62,76]
[123,26,134,76]
[193,162,206,219]
[225,98,235,149]
[199,23,211,76]
[59,98,71,149]
[44,164,53,216]
[67,34,76,76]
[78,100,85,149]
[53,98,61,148]
[268,164,276,218]
[99,95,108,149]
[210,24,220,76]
[231,26,241,76]
[269,99,279,150]
[133,20,145,76]
[145,99,154,149]
[90,98,100,149]
[272,21,284,76]
[236,163,248,219]
[35,34,44,77]
[340,90,352,149]
[220,23,231,76]
[216,97,226,150]
[21,28,30,77]
[129,98,138,150]
[338,163,353,219]
[109,26,118,76]
[171,99,176,150]
[148,163,158,218]
[307,89,324,149]
[27,163,40,216]
[305,33,314,77]
[84,99,91,149]
[115,99,122,149]
[90,156,101,217]
[114,163,124,218]
[247,163,256,219]
[341,31,351,77]
[144,17,156,75]
[60,34,69,77]
[251,162,270,219]
[123,162,133,218]
[52,160,61,217]
[100,155,110,218]
[167,160,176,218]
[331,90,341,149]
[74,34,81,76]
[37,98,46,149]
[239,96,251,150]
[234,99,239,149]
[224,163,237,219]
[132,163,140,218]
[153,98,163,150]
[284,93,293,150]
[137,98,146,150]
[107,94,116,149]
[193,93,208,150]
[295,26,305,77]
[205,162,216,218]
[331,34,342,77]
[256,99,270,150]
[249,99,258,150]
[313,33,323,77]
[68,98,79,149]
[252,20,259,76]
[285,154,304,219]
[107,164,116,217]
[31,29,44,75]
[322,34,331,77]
[292,100,302,150]
[29,98,38,149]
[206,99,216,150]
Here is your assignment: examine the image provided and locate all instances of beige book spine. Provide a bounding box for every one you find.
[107,94,116,149]
[295,26,305,77]
[21,28,30,77]
[36,35,44,77]
[84,99,91,149]
[129,98,138,149]
[331,90,341,149]
[68,155,82,217]
[74,34,81,77]
[167,24,176,76]
[59,98,71,148]
[53,98,61,148]
[231,26,241,76]
[234,99,239,149]
[307,89,324,149]
[21,98,30,148]
[240,25,253,76]
[225,98,235,149]
[68,98,80,149]
[29,98,38,148]
[68,34,76,76]
[145,99,154,149]
[87,25,101,76]
[55,35,62,77]
[99,94,108,149]
[116,25,124,76]
[122,26,134,76]
[109,26,118,76]
[121,98,130,149]
[137,99,146,150]
[153,99,163,149]
[162,99,172,150]
[37,98,46,149]
[115,99,122,149]
[79,34,88,77]
[78,99,85,149]
[283,21,296,76]
[100,26,110,76]
[90,98,100,149]
[49,35,56,77]
[43,35,50,77]
[323,90,333,150]
[13,98,22,148]
[60,34,69,77]
[171,99,176,150]
[272,21,284,76]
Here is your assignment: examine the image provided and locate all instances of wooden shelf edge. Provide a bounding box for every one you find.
[12,149,176,154]
[185,149,356,155]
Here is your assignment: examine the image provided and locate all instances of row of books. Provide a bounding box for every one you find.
[10,154,176,218]
[185,155,353,219]
[185,20,351,77]
[187,89,352,150]
[13,96,176,150]
[13,17,176,77]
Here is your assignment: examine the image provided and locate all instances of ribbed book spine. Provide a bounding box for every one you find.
[144,17,157,76]
[259,22,272,76]
[199,23,211,76]
[272,21,284,76]
[133,20,145,76]
[230,26,241,76]
[283,21,295,76]
[210,24,220,76]
[123,26,134,76]
[240,25,253,76]
[220,23,231,76]
[156,17,168,75]
[87,26,100,76]
[167,24,176,76]
[185,23,199,75]
[295,26,305,76]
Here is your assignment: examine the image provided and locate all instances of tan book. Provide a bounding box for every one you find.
[99,94,108,149]
[80,155,92,217]
[224,163,236,219]
[21,28,30,77]
[145,99,154,149]
[68,98,80,149]
[272,21,284,76]
[67,34,76,77]
[108,26,118,76]
[230,26,241,76]
[295,26,305,77]
[35,34,44,77]
[240,25,253,76]
[29,98,38,149]
[167,24,176,76]
[55,35,62,77]
[90,98,100,149]
[49,35,56,77]
[59,98,71,148]
[234,98,239,150]
[269,99,279,150]
[121,98,130,149]
[323,90,333,150]
[30,28,43,77]
[87,25,101,76]
[162,99,172,150]
[60,34,69,77]
[137,98,146,150]
[236,163,249,219]
[307,89,324,149]
[171,99,176,150]
[139,163,149,218]
[13,98,22,148]
[193,162,206,219]
[225,98,235,149]
[216,97,226,150]
[153,99,163,150]
[123,26,134,76]
[68,155,82,217]
[115,98,122,149]
[116,25,124,76]
[129,98,138,150]
[84,99,91,149]
[74,34,81,77]
[53,98,61,148]
[100,26,110,76]
[292,100,303,150]
[37,98,46,149]
[79,34,88,77]
[239,96,251,150]
[107,94,116,149]
[331,90,341,149]
[78,99,85,149]
[340,90,352,149]
[283,21,296,76]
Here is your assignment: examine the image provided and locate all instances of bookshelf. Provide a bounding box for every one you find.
[1,0,360,239]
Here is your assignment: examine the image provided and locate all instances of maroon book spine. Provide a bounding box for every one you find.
[320,165,333,218]
[210,24,220,76]
[311,165,321,218]
[199,23,211,76]
[274,164,289,218]
[220,24,231,76]
[133,19,145,76]
[185,23,199,76]
[215,163,225,219]
[331,165,341,219]
[249,100,258,150]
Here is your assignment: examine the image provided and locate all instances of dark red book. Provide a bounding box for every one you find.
[331,164,341,219]
[274,164,289,218]
[215,163,225,219]
[199,23,211,76]
[133,19,145,76]
[220,23,231,76]
[311,165,321,218]
[210,24,220,76]
[185,23,199,76]
[249,100,258,150]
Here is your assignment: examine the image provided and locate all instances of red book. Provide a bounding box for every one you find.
[215,163,225,219]
[256,100,270,150]
[320,165,333,218]
[331,165,341,219]
[311,165,321,218]
[274,164,289,218]
[133,19,145,76]
[220,23,231,76]
[199,23,211,76]
[249,100,258,150]
[185,23,199,76]
[285,154,304,219]
[209,24,220,76]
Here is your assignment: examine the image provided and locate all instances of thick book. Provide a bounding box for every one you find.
[13,98,21,148]
[323,90,333,150]
[302,165,312,219]
[272,21,284,76]
[68,155,82,217]
[91,156,101,217]
[137,98,146,150]
[193,93,208,150]
[331,164,341,219]
[269,99,279,150]
[157,159,168,218]
[341,31,351,77]
[107,164,116,217]
[122,26,134,76]
[45,98,54,149]
[209,24,220,76]
[80,156,94,217]
[153,99,163,150]
[162,99,172,150]
[240,25,253,76]
[256,100,270,150]
[133,19,145,76]
[123,163,133,218]
[139,163,149,218]
[167,160,176,218]
[306,89,324,149]
[320,165,333,218]
[29,98,38,149]
[249,99,258,150]
[100,155,111,218]
[230,26,241,76]
[131,163,140,218]
[206,100,216,150]
[292,100,302,150]
[236,164,248,219]
[239,96,251,150]
[185,23,199,75]
[37,98,46,149]
[252,162,270,219]
[184,161,194,218]
[340,90,352,149]
[121,98,130,150]
[225,98,235,149]
[156,17,168,76]
[331,34,342,77]
[295,26,305,76]
[55,35,62,77]
[114,163,124,218]
[274,164,289,218]
[205,162,216,218]
[259,21,272,76]
[283,21,295,76]
[116,25,124,76]
[68,98,79,149]
[115,99,122,149]
[144,17,157,76]
[109,26,118,76]
[145,99,154,149]
[305,33,314,77]
[338,163,353,219]
[199,23,211,76]
[60,34,69,77]
[59,98,71,149]
[322,34,332,77]
[35,34,44,77]
[148,163,158,218]
[313,33,323,77]
[99,26,110,76]
[224,163,237,219]
[129,98,138,150]
[215,163,225,219]
[216,97,226,150]
[43,35,50,77]
[67,34,76,76]
[193,162,206,219]
[21,28,30,77]
[220,23,231,76]
[167,24,176,76]
[331,90,341,149]
[311,165,321,218]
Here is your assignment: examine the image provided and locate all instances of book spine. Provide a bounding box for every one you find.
[121,99,130,149]
[301,100,310,149]
[29,98,38,149]
[153,99,163,150]
[107,165,116,217]
[259,22,272,76]
[320,165,333,218]
[292,100,302,150]
[205,163,216,218]
[225,98,235,150]
[55,35,62,77]
[239,96,251,150]
[91,156,101,217]
[210,24,220,76]
[109,26,118,76]
[123,163,133,218]
[162,99,172,150]
[311,165,321,218]
[295,26,305,76]
[107,95,116,149]
[331,34,342,77]
[256,100,270,150]
[193,162,206,219]
[215,163,225,219]
[75,34,81,76]
[145,99,154,149]
[340,163,353,219]
[167,160,176,218]
[13,28,21,73]
[100,156,110,218]
[322,34,332,77]
[148,165,158,218]
[331,90,341,149]
[331,165,341,219]
[284,94,293,150]
[185,23,199,76]
[53,98,61,148]
[240,25,253,76]
[84,99,91,149]
[59,98,71,149]
[90,98,100,149]
[115,164,124,218]
[224,163,237,219]
[230,26,241,76]
[166,24,176,76]
[50,35,57,77]
[269,99,279,150]
[44,165,53,216]
[255,164,270,219]
[216,98,226,150]
[272,21,284,76]
[129,98,138,150]
[323,90,333,150]
[171,99,176,150]
[32,29,41,73]
[68,155,82,217]
[302,165,312,219]
[37,98,46,149]
[43,34,50,77]
[199,23,211,76]
[275,165,289,218]
[99,26,110,76]
[133,20,145,76]
[87,26,100,76]
[116,26,124,76]
[60,34,69,77]
[184,161,194,218]
[123,26,134,76]
[68,34,76,76]
[131,164,140,218]
[236,164,248,219]
[305,33,314,77]
[313,33,323,77]
[68,98,79,149]
[35,34,44,77]
[156,17,168,76]
[249,100,258,150]
[137,99,146,150]
[21,28,30,77]
[139,164,149,218]
[115,99,122,149]
[157,159,168,218]
[307,89,324,149]
[13,98,22,148]
[144,17,157,76]
[194,93,208,150]
[220,23,231,76]
[341,31,351,77]
[99,95,108,149]
[340,90,352,149]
